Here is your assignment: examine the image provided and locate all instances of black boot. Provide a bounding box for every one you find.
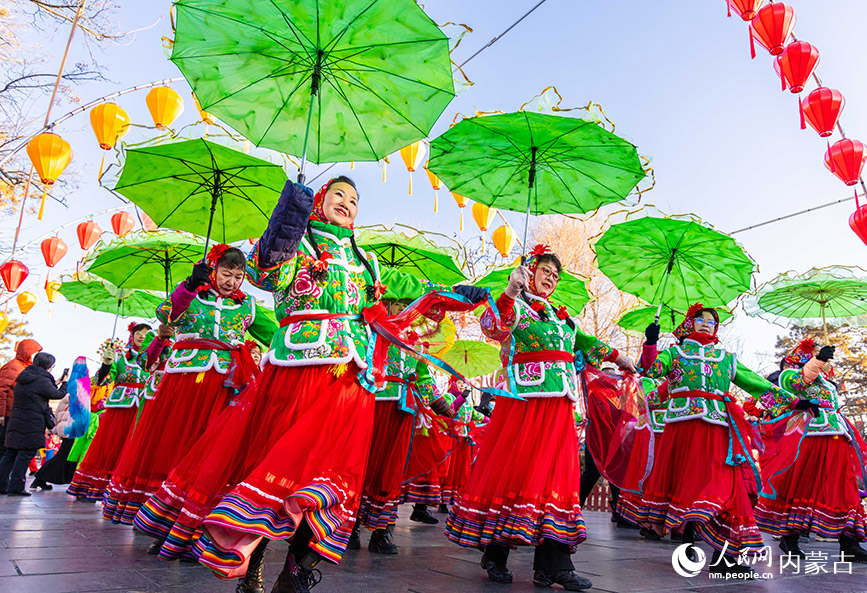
[409,504,438,524]
[146,540,164,556]
[236,539,268,593]
[681,522,698,562]
[840,534,867,563]
[480,553,512,583]
[271,551,322,593]
[30,479,52,490]
[437,503,449,514]
[639,527,661,540]
[779,533,805,559]
[368,527,398,554]
[533,570,593,591]
[708,550,756,579]
[346,522,361,550]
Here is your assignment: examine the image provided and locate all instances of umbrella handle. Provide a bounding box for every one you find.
[111,298,121,340]
[655,252,677,324]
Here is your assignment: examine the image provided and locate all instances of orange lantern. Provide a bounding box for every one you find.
[90,103,130,179]
[492,225,516,258]
[111,211,136,236]
[26,132,72,220]
[146,86,184,129]
[192,93,215,124]
[77,220,102,250]
[472,202,497,253]
[0,311,8,335]
[16,292,37,315]
[399,141,427,195]
[452,193,468,231]
[45,279,62,303]
[425,165,443,212]
[40,236,68,268]
[0,260,29,292]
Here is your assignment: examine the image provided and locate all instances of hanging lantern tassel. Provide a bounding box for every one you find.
[749,27,756,59]
[383,160,387,183]
[98,153,106,181]
[434,189,439,213]
[481,230,486,253]
[460,209,464,231]
[799,97,806,129]
[350,161,355,169]
[409,174,412,195]
[37,186,48,220]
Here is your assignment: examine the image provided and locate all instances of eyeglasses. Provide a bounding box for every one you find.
[694,318,717,327]
[536,267,560,281]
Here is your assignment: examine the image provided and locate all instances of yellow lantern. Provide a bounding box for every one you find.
[16,291,37,314]
[425,165,442,212]
[492,225,517,258]
[452,193,468,231]
[45,279,62,303]
[192,93,215,124]
[90,103,130,179]
[26,132,72,220]
[146,86,184,129]
[399,141,427,195]
[472,202,497,253]
[0,311,7,335]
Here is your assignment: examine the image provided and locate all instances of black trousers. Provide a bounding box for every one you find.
[0,448,38,493]
[579,447,620,510]
[484,540,574,573]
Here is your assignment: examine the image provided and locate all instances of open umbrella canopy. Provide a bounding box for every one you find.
[58,279,163,319]
[171,0,454,165]
[474,267,592,316]
[357,226,467,287]
[428,111,645,217]
[114,139,286,251]
[85,230,206,294]
[594,215,755,315]
[440,340,501,379]
[617,304,733,336]
[744,266,867,335]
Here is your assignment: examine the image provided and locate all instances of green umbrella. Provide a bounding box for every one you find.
[744,266,867,339]
[428,111,645,255]
[114,139,286,255]
[85,230,206,294]
[59,279,163,338]
[594,216,755,322]
[618,304,733,336]
[474,267,592,316]
[172,0,454,179]
[357,227,467,287]
[440,340,501,379]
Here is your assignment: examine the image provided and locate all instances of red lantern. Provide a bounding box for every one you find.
[111,212,135,236]
[728,0,764,21]
[849,194,867,247]
[800,88,844,138]
[824,139,867,186]
[77,220,102,250]
[0,260,29,292]
[775,41,819,93]
[749,3,796,58]
[40,237,68,268]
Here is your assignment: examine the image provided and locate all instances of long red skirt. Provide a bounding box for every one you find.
[103,370,233,524]
[66,407,137,502]
[615,428,661,519]
[134,363,374,578]
[356,400,415,530]
[755,434,867,540]
[401,415,453,505]
[618,419,764,555]
[445,396,586,550]
[440,437,472,505]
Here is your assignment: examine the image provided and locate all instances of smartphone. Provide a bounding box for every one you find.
[60,368,70,380]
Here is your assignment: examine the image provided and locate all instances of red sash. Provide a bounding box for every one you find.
[279,312,359,327]
[173,339,257,391]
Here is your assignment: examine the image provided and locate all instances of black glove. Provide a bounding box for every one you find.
[452,284,489,304]
[794,399,821,416]
[816,345,835,362]
[184,262,212,291]
[430,397,455,418]
[258,182,315,269]
[644,322,660,345]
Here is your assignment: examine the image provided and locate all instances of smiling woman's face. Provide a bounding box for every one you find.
[693,311,717,335]
[533,261,560,297]
[322,182,358,227]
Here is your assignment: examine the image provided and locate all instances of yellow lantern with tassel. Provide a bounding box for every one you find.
[90,103,130,179]
[16,291,37,315]
[452,193,468,231]
[425,165,442,212]
[472,202,497,253]
[45,279,62,303]
[192,93,215,124]
[146,86,184,129]
[492,225,517,258]
[399,141,427,195]
[26,133,72,220]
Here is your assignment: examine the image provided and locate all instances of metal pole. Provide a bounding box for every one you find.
[654,251,677,324]
[520,146,537,261]
[202,170,219,259]
[298,51,323,184]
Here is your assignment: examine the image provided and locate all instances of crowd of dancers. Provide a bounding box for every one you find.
[47,177,867,592]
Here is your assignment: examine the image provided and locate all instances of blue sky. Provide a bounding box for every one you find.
[6,0,867,371]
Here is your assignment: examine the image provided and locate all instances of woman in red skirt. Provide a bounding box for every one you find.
[446,247,635,591]
[133,177,487,593]
[755,339,867,562]
[67,324,151,502]
[440,378,487,507]
[102,245,274,526]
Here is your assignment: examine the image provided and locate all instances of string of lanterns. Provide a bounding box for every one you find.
[725,1,867,245]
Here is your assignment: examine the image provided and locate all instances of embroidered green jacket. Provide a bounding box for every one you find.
[777,368,849,438]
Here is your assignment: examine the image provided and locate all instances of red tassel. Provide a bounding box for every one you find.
[799,97,805,130]
[781,64,787,91]
[750,27,756,59]
[727,0,731,17]
[856,188,860,208]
